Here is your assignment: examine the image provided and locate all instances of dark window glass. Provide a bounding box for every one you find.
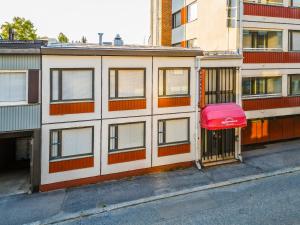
[242,77,282,97]
[172,11,181,28]
[289,74,300,95]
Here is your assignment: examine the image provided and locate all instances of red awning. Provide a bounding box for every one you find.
[201,103,247,130]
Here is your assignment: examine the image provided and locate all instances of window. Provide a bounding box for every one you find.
[159,68,190,97]
[109,122,145,152]
[187,39,197,48]
[291,0,300,7]
[0,71,27,104]
[51,69,94,102]
[172,11,181,28]
[242,77,282,97]
[172,43,182,47]
[205,68,236,104]
[244,0,283,5]
[109,69,145,99]
[227,0,238,28]
[158,118,189,146]
[243,30,283,50]
[187,2,198,22]
[289,31,300,51]
[50,127,93,160]
[289,74,300,95]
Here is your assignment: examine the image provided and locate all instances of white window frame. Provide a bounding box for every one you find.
[109,68,146,100]
[243,29,283,51]
[108,122,146,153]
[187,1,198,23]
[0,70,28,106]
[158,118,190,146]
[49,127,94,161]
[242,75,283,99]
[158,68,190,97]
[50,68,94,103]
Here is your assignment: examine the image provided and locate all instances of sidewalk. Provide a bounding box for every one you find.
[1,140,300,225]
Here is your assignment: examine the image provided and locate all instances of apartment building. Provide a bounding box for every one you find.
[152,0,300,146]
[0,40,44,194]
[37,43,246,191]
[38,45,199,190]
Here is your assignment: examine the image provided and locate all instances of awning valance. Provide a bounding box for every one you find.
[201,103,247,130]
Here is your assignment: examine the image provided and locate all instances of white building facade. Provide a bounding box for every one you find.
[152,0,300,146]
[40,46,204,191]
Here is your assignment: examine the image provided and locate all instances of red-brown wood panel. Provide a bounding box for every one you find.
[268,118,283,142]
[243,97,300,111]
[50,102,95,115]
[158,97,191,108]
[108,99,146,111]
[281,117,295,140]
[242,120,258,145]
[158,143,190,157]
[243,52,300,64]
[294,116,300,138]
[244,3,300,19]
[108,149,146,164]
[49,157,94,173]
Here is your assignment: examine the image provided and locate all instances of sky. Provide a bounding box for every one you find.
[0,0,150,44]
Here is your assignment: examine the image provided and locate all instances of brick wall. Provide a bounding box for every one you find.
[161,0,172,46]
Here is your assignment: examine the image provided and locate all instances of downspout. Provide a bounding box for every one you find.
[238,0,243,162]
[195,56,202,170]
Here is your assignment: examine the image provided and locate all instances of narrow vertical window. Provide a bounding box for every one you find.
[158,121,165,145]
[50,130,60,159]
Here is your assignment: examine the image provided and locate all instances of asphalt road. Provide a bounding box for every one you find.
[60,171,300,225]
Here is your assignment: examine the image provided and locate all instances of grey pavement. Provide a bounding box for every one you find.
[61,170,300,225]
[1,139,300,225]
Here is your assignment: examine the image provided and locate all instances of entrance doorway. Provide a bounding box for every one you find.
[0,134,32,197]
[201,128,236,165]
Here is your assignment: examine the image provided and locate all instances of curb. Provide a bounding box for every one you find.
[28,166,300,225]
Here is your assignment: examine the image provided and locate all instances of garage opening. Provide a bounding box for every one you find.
[0,134,32,197]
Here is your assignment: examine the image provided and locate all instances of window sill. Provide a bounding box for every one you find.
[158,141,190,148]
[243,49,283,52]
[50,154,94,163]
[242,94,282,100]
[50,100,94,104]
[158,95,190,99]
[108,147,146,155]
[0,101,28,107]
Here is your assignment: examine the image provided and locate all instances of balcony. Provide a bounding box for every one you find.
[0,104,40,132]
[243,52,300,63]
[244,3,300,19]
[243,96,300,111]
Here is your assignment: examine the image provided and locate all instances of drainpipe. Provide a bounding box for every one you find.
[195,56,202,170]
[238,0,243,162]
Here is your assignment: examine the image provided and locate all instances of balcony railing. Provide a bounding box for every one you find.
[244,3,300,19]
[243,52,300,63]
[0,104,40,132]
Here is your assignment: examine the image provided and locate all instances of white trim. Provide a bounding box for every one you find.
[0,70,28,106]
